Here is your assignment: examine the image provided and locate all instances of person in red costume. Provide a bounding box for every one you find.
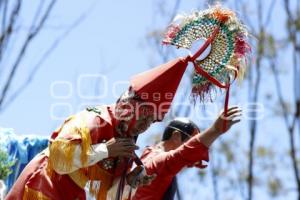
[130,106,241,200]
[5,58,192,200]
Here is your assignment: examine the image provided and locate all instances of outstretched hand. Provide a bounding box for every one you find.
[106,138,139,158]
[212,106,242,134]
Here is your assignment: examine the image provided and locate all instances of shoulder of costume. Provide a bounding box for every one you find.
[140,145,158,159]
[84,105,114,127]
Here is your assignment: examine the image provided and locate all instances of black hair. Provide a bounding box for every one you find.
[162,118,199,141]
[162,118,199,200]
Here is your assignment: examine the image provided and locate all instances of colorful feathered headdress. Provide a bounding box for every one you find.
[163,4,251,102]
[115,6,251,200]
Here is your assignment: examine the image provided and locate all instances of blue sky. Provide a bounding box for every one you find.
[0,0,156,133]
[0,0,298,199]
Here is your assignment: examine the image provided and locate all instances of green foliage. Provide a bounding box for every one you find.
[256,146,274,158]
[267,177,282,197]
[266,35,276,58]
[295,16,300,31]
[219,140,235,163]
[0,149,15,180]
[198,170,207,181]
[258,30,266,56]
[257,31,277,58]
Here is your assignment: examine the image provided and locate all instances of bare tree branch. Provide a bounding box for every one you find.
[2,0,98,109]
[168,0,181,23]
[264,0,277,27]
[1,0,8,38]
[0,0,57,109]
[280,1,300,199]
[247,0,265,199]
[0,0,21,61]
[270,56,300,197]
[210,150,219,200]
[240,2,255,34]
[248,51,261,200]
[31,1,45,30]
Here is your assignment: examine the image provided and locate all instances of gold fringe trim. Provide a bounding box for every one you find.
[47,112,91,174]
[237,58,247,83]
[48,139,76,173]
[23,186,50,200]
[87,164,113,200]
[89,165,101,198]
[229,55,246,84]
[46,164,54,180]
[68,164,113,200]
[47,112,111,200]
[67,112,92,167]
[77,117,92,167]
[47,115,76,177]
[68,169,89,188]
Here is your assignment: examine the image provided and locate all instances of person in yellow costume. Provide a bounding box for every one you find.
[6,56,190,200]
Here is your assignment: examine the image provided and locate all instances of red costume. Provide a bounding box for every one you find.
[132,135,209,200]
[6,5,250,199]
[6,58,191,200]
[6,105,126,200]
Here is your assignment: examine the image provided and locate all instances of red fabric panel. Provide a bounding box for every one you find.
[133,136,209,200]
[130,58,189,120]
[5,154,86,200]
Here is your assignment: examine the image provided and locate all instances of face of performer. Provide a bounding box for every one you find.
[128,111,155,137]
[170,128,199,148]
[115,89,157,137]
